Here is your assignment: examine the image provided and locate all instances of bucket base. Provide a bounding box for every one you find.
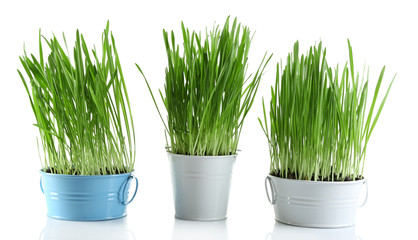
[175,215,227,222]
[275,218,355,229]
[47,214,128,222]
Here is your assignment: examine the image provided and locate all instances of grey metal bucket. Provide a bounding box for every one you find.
[168,153,236,221]
[265,175,368,228]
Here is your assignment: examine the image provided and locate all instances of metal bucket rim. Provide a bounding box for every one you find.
[39,169,135,178]
[268,174,366,185]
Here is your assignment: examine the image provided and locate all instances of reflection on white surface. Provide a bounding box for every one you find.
[267,222,361,240]
[172,219,228,240]
[40,217,134,240]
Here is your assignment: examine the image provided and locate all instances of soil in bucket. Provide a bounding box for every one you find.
[270,169,364,182]
[44,167,130,175]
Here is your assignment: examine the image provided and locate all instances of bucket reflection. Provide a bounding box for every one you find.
[40,217,134,240]
[172,219,228,240]
[267,222,359,240]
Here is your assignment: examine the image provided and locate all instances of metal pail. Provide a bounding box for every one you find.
[168,153,236,221]
[40,171,138,221]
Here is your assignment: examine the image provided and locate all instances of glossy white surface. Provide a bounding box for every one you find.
[267,222,358,240]
[41,218,132,240]
[36,218,364,240]
[38,218,361,240]
[1,0,417,239]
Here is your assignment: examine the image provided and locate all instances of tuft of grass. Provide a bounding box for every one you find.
[138,17,271,156]
[259,40,395,181]
[18,22,135,175]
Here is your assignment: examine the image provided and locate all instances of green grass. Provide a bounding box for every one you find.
[259,40,394,181]
[18,22,135,175]
[138,17,271,156]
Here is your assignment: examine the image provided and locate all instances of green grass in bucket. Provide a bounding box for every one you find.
[18,22,135,175]
[259,40,395,181]
[138,17,272,156]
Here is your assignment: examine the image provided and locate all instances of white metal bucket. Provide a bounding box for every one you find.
[265,175,368,228]
[168,153,236,221]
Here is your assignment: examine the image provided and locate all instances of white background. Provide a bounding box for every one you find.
[0,0,417,239]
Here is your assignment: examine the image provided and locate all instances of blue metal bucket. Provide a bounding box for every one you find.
[40,171,138,221]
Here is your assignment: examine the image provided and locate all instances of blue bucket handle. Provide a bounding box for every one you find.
[40,176,44,194]
[122,175,138,205]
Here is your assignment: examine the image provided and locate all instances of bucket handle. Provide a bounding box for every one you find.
[359,180,368,207]
[265,176,277,205]
[265,232,272,240]
[122,175,138,205]
[40,176,44,194]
